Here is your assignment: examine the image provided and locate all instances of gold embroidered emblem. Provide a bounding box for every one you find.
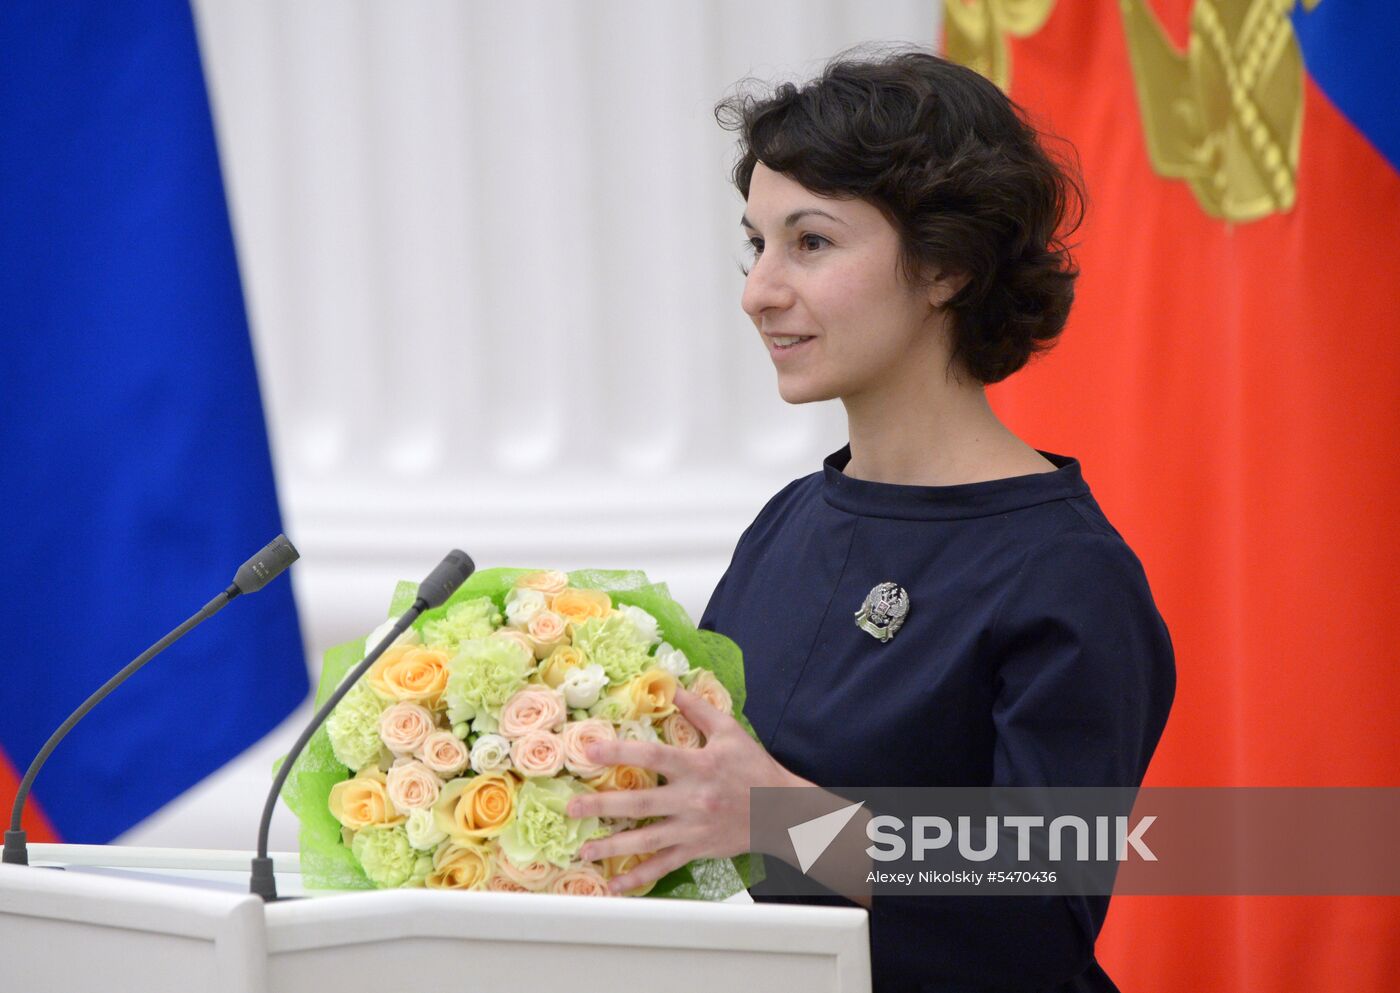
[1120,0,1324,222]
[944,0,1057,92]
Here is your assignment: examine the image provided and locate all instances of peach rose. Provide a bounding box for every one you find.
[426,841,491,890]
[385,759,443,811]
[490,628,538,664]
[561,719,616,779]
[659,712,703,750]
[537,645,586,689]
[487,875,530,893]
[584,764,658,793]
[510,730,565,777]
[515,569,569,597]
[551,587,612,626]
[687,668,733,716]
[492,851,562,891]
[498,686,567,738]
[526,610,569,658]
[328,768,404,830]
[602,852,658,897]
[550,863,612,896]
[378,701,435,755]
[367,645,451,705]
[415,730,470,776]
[433,771,518,841]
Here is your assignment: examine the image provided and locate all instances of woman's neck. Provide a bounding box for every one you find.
[839,369,1054,486]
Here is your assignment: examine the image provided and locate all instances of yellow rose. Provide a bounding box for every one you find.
[599,669,677,723]
[367,645,451,705]
[434,771,518,841]
[551,587,612,626]
[514,570,569,597]
[628,669,677,721]
[426,841,491,890]
[537,645,586,689]
[584,765,658,792]
[601,852,657,897]
[328,767,404,830]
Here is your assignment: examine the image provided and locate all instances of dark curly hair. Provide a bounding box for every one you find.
[714,44,1084,385]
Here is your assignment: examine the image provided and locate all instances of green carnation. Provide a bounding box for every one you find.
[351,825,419,888]
[571,615,651,684]
[421,597,502,651]
[497,776,599,869]
[325,678,387,770]
[444,637,531,726]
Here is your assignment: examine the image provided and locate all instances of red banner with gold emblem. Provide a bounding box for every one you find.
[945,1,1400,988]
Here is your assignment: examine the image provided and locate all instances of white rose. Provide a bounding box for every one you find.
[615,604,662,646]
[504,588,547,628]
[652,641,690,678]
[617,720,661,743]
[363,618,422,658]
[405,808,447,851]
[470,732,512,773]
[560,663,608,709]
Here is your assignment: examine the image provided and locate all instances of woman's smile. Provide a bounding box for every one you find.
[766,333,816,359]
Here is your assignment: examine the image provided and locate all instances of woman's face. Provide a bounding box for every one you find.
[740,162,947,406]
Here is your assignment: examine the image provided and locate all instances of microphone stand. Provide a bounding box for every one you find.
[249,549,473,901]
[3,535,299,867]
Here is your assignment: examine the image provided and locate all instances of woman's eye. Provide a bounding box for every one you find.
[738,234,827,276]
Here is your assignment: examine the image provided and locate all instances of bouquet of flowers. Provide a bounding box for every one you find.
[280,567,759,899]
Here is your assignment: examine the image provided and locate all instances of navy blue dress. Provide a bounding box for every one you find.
[699,443,1175,992]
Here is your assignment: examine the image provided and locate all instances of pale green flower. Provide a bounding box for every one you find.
[497,776,598,869]
[571,615,652,684]
[587,692,631,724]
[406,853,433,887]
[352,825,418,888]
[444,638,531,726]
[326,678,387,770]
[421,597,502,651]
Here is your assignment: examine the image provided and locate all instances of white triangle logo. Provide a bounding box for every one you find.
[787,800,866,873]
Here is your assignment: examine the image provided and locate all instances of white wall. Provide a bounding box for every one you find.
[119,0,940,850]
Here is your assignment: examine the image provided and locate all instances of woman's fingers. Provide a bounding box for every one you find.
[579,821,671,862]
[672,687,730,738]
[583,737,688,778]
[568,783,678,820]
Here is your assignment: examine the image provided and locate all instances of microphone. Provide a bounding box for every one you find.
[249,549,475,901]
[3,534,300,867]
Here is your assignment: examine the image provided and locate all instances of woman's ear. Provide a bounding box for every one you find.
[928,269,971,309]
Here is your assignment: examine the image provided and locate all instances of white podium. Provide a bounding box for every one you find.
[0,845,870,993]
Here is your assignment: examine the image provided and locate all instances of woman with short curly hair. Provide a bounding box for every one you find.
[566,44,1175,993]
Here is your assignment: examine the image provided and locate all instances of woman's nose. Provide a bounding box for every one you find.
[741,253,795,319]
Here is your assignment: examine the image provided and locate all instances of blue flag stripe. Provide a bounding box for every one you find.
[0,0,308,841]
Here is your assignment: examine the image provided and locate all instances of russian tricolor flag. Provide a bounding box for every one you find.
[0,1,308,843]
[971,2,1400,990]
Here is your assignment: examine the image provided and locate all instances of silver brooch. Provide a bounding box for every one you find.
[854,582,910,642]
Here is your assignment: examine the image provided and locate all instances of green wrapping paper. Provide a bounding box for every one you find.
[278,567,764,899]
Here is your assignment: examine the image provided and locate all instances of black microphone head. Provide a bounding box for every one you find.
[417,550,475,609]
[233,534,300,595]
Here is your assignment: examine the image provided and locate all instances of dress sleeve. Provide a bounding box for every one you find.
[864,530,1176,991]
